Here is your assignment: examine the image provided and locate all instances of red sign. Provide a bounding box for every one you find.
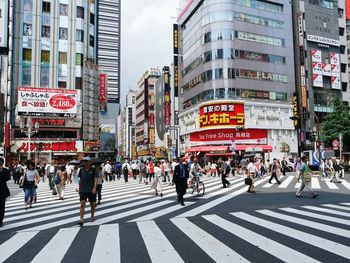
[149,113,155,127]
[199,102,245,128]
[16,142,78,153]
[49,95,76,110]
[99,74,107,104]
[32,119,65,126]
[190,129,267,142]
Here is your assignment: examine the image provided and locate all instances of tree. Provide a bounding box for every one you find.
[321,96,350,146]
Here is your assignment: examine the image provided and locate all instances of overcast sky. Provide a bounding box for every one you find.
[120,0,180,107]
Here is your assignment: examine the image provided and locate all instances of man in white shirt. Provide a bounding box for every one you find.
[131,162,139,180]
[103,161,112,182]
[46,161,57,190]
[122,160,131,183]
[66,163,75,184]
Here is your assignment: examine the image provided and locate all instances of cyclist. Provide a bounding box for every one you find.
[189,158,205,188]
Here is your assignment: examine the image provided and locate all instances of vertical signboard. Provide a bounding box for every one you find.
[293,93,299,128]
[300,66,307,108]
[0,0,8,48]
[173,24,178,55]
[163,67,171,128]
[298,14,304,47]
[173,56,179,97]
[99,74,107,112]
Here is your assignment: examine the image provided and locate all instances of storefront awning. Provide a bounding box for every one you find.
[186,145,228,153]
[234,145,273,152]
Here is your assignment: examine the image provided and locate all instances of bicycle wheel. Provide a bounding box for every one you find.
[197,181,205,197]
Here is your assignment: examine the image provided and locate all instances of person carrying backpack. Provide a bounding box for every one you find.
[139,161,147,184]
[122,160,131,183]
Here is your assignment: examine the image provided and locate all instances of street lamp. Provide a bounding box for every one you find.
[20,116,40,161]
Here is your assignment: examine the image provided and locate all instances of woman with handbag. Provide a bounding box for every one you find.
[23,161,40,209]
[56,166,68,200]
[152,161,163,197]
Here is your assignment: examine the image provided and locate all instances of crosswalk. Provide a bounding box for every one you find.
[3,176,263,232]
[260,175,350,190]
[1,202,350,262]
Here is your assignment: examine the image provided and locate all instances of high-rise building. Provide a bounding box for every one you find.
[97,0,121,158]
[176,0,297,159]
[293,0,348,156]
[125,90,136,159]
[10,0,99,161]
[97,0,120,104]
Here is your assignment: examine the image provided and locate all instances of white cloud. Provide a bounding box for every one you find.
[121,1,179,106]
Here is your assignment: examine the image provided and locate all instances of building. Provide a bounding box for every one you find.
[117,107,126,159]
[125,90,136,159]
[10,0,99,162]
[293,0,348,158]
[135,69,161,159]
[97,0,121,158]
[176,0,297,159]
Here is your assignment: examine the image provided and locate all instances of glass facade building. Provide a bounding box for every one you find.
[177,0,295,110]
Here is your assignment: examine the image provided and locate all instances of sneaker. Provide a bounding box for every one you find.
[180,202,185,206]
[160,193,163,197]
[312,193,319,198]
[296,195,303,198]
[77,221,84,226]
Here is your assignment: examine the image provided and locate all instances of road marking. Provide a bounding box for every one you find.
[176,176,269,218]
[280,207,350,226]
[302,206,350,218]
[232,212,350,260]
[31,228,79,263]
[340,179,350,190]
[137,221,184,263]
[203,214,320,263]
[324,179,339,189]
[278,176,294,188]
[322,204,350,212]
[0,231,39,262]
[129,202,194,222]
[203,178,245,199]
[90,200,173,225]
[171,217,249,263]
[340,202,350,206]
[295,182,301,188]
[257,209,350,238]
[90,224,120,263]
[311,177,321,189]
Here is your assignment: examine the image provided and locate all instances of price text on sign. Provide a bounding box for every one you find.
[199,102,245,128]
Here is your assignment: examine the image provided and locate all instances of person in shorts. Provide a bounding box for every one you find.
[78,157,98,226]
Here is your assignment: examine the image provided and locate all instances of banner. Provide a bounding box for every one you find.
[190,129,267,143]
[312,62,322,74]
[14,141,83,153]
[311,49,321,63]
[99,74,107,112]
[322,63,331,76]
[199,102,245,129]
[331,76,341,89]
[313,74,323,87]
[18,87,78,115]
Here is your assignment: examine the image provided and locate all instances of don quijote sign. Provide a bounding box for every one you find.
[18,87,78,116]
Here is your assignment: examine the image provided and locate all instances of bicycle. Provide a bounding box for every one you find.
[188,173,205,197]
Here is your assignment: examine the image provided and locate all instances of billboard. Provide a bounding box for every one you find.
[99,74,107,112]
[18,87,78,116]
[199,101,245,129]
[0,0,8,48]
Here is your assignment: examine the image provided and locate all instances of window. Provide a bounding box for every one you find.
[75,77,82,89]
[41,50,50,63]
[90,13,95,25]
[59,28,68,40]
[215,88,225,99]
[60,4,68,16]
[42,26,50,38]
[59,52,67,64]
[77,6,84,19]
[76,53,83,66]
[340,45,346,54]
[89,35,94,47]
[58,81,67,88]
[341,63,346,73]
[76,30,84,42]
[339,27,345,36]
[23,23,32,36]
[23,48,32,61]
[42,2,50,13]
[236,31,285,46]
[24,0,32,11]
[232,0,283,13]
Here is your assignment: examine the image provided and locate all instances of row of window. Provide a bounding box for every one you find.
[23,48,84,66]
[183,48,285,76]
[202,11,283,28]
[182,88,288,110]
[236,31,285,46]
[182,67,288,93]
[231,0,283,13]
[309,0,334,9]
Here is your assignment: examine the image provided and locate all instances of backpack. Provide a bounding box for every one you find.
[225,164,231,175]
[54,173,61,185]
[123,164,129,175]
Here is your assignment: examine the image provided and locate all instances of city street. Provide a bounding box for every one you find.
[1,173,349,262]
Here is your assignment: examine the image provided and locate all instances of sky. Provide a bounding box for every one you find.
[120,0,180,107]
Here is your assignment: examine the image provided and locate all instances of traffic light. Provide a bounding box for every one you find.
[309,133,316,142]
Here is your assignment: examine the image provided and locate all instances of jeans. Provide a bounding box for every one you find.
[24,186,35,204]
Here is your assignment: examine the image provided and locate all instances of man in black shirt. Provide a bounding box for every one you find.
[0,158,11,227]
[172,158,189,206]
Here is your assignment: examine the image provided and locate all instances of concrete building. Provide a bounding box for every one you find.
[10,0,99,162]
[135,69,161,159]
[117,108,126,158]
[176,0,297,159]
[125,90,136,159]
[293,0,348,157]
[97,0,121,159]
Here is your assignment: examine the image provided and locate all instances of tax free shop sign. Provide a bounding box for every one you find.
[18,87,78,115]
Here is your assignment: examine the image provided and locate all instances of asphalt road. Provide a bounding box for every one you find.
[1,172,349,263]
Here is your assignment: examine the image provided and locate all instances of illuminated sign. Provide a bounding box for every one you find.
[173,56,179,97]
[190,129,267,143]
[293,93,299,128]
[32,119,65,126]
[16,141,81,153]
[99,74,107,112]
[173,24,178,55]
[199,102,245,128]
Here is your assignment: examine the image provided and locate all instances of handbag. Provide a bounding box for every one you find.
[19,175,26,188]
[52,187,58,195]
[244,177,252,185]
